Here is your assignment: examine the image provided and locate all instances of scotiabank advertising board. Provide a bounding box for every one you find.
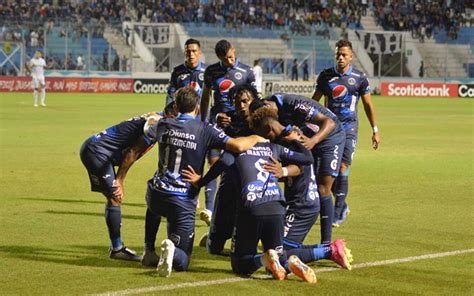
[0,76,133,93]
[381,82,458,97]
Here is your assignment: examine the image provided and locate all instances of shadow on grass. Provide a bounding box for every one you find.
[21,197,146,208]
[45,210,144,220]
[0,245,141,268]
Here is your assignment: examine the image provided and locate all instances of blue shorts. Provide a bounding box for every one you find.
[342,134,357,165]
[80,141,116,198]
[313,129,345,177]
[284,204,319,245]
[145,180,196,255]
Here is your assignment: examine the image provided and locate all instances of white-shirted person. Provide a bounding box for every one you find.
[27,51,47,107]
[252,59,263,95]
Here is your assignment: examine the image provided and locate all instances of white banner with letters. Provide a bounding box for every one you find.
[355,31,404,55]
[133,23,175,48]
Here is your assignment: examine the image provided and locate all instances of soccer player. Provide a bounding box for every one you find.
[27,51,47,107]
[182,110,317,283]
[249,93,345,245]
[199,39,256,225]
[164,38,216,220]
[141,87,268,277]
[312,39,380,226]
[257,117,353,270]
[79,111,161,261]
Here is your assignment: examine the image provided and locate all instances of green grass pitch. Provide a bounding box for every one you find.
[0,92,473,295]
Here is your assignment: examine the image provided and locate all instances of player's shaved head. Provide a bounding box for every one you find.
[175,87,199,114]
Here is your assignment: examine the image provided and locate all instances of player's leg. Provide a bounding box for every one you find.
[39,77,46,106]
[157,201,196,277]
[142,181,164,266]
[333,137,356,226]
[79,142,139,261]
[32,77,38,106]
[314,134,345,244]
[200,151,220,225]
[204,179,238,254]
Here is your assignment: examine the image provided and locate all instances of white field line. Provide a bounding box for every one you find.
[91,248,474,296]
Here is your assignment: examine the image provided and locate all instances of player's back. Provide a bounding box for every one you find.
[86,115,151,164]
[152,114,229,197]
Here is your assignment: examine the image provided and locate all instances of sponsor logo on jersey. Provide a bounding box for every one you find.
[218,79,235,94]
[188,80,201,93]
[332,85,348,99]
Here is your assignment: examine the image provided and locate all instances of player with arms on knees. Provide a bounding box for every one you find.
[80,110,164,261]
[182,108,317,283]
[141,87,268,277]
[198,39,256,226]
[27,51,47,107]
[250,93,345,245]
[312,39,380,227]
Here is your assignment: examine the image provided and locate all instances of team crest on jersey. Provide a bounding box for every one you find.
[332,85,348,99]
[198,73,204,81]
[234,72,242,80]
[348,77,356,85]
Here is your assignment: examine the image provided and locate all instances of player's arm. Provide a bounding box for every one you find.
[300,112,336,150]
[361,92,380,150]
[165,70,177,105]
[225,134,268,154]
[113,136,152,201]
[263,157,302,179]
[26,60,32,73]
[182,152,235,188]
[200,84,211,122]
[279,136,314,166]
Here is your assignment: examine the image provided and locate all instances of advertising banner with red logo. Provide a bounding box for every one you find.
[0,76,133,93]
[381,82,458,97]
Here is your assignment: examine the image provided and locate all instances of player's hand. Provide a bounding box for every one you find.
[263,157,284,178]
[216,113,231,128]
[300,135,317,150]
[372,132,380,150]
[255,135,270,143]
[282,130,300,142]
[112,180,124,203]
[181,165,201,188]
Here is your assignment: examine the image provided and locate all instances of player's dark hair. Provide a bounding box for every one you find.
[249,97,266,113]
[175,87,198,113]
[254,60,259,66]
[215,40,232,57]
[185,38,200,48]
[335,39,353,51]
[229,85,258,106]
[249,105,278,130]
[163,101,178,118]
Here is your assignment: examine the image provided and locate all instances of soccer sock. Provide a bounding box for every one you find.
[334,175,349,219]
[204,179,216,211]
[105,205,122,250]
[33,90,38,104]
[172,248,189,272]
[254,254,263,268]
[144,208,161,251]
[319,195,334,244]
[40,88,46,104]
[311,244,332,260]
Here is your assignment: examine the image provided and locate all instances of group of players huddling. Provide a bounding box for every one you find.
[80,38,380,283]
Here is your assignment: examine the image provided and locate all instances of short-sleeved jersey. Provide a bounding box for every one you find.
[85,114,156,166]
[316,65,370,136]
[204,59,256,115]
[230,142,312,209]
[30,57,46,77]
[166,61,206,104]
[267,93,344,138]
[149,114,229,198]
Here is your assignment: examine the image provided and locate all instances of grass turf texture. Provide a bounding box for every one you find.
[0,93,473,295]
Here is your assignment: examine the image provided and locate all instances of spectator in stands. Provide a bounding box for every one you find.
[30,30,39,47]
[102,50,109,71]
[253,60,263,95]
[291,58,298,81]
[419,61,424,78]
[77,54,84,71]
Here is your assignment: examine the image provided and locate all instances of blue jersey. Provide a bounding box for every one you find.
[85,114,156,166]
[218,141,313,209]
[166,61,206,104]
[316,65,370,136]
[149,114,229,199]
[267,93,344,138]
[204,59,256,116]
